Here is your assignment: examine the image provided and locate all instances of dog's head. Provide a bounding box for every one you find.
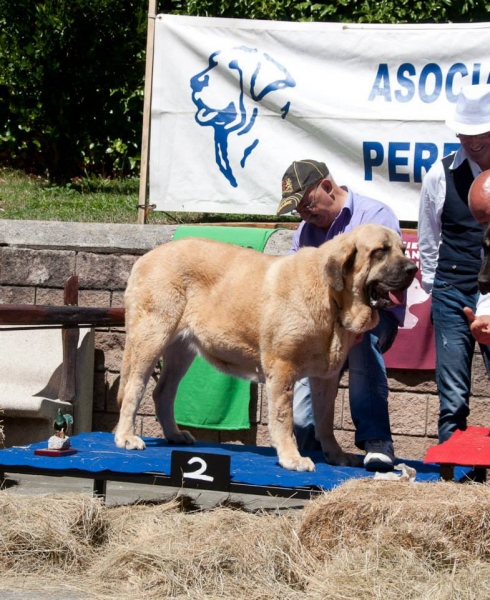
[323,224,418,332]
[190,46,295,187]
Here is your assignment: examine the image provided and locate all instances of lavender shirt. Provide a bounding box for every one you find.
[290,187,406,325]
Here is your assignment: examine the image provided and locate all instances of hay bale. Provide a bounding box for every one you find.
[3,481,490,599]
[0,491,312,599]
[0,493,107,573]
[90,504,308,599]
[298,479,490,567]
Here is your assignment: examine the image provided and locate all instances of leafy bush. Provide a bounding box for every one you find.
[171,0,490,24]
[0,0,147,181]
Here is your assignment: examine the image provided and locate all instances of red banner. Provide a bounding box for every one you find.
[384,231,436,370]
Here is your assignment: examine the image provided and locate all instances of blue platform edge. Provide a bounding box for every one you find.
[0,431,465,490]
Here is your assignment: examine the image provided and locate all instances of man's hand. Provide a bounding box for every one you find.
[463,307,490,344]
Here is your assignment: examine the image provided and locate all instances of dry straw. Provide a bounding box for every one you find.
[299,478,490,564]
[2,480,490,599]
[0,492,107,573]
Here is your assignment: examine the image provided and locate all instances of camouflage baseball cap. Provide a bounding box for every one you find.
[276,160,329,216]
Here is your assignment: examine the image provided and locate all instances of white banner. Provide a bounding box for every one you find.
[150,15,490,221]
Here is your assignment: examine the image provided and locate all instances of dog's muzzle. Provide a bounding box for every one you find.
[367,261,418,309]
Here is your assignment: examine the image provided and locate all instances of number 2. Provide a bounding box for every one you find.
[183,456,214,482]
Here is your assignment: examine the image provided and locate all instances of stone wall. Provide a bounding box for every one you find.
[1,219,489,461]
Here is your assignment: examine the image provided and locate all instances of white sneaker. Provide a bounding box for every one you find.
[364,440,395,472]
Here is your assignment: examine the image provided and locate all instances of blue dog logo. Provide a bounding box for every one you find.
[190,46,296,187]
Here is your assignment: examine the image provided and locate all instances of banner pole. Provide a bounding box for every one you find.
[137,0,157,224]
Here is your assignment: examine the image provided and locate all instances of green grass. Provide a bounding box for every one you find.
[0,168,298,225]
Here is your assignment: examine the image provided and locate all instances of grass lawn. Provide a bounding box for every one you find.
[0,168,298,226]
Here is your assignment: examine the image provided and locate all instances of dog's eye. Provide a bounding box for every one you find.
[372,247,388,260]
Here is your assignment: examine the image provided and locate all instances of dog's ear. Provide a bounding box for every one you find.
[324,239,357,292]
[249,52,295,101]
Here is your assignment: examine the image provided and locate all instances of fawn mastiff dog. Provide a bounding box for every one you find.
[115,223,417,472]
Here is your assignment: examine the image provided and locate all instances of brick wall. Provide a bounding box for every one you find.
[1,220,489,461]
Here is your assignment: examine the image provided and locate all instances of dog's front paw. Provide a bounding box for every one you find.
[279,455,315,472]
[324,451,362,468]
[166,430,195,445]
[345,452,363,468]
[115,434,146,450]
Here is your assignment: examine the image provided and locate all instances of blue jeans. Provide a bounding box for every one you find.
[431,279,490,443]
[293,310,399,451]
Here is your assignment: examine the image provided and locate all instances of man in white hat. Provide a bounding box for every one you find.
[418,84,490,444]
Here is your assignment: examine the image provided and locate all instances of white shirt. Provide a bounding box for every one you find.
[476,292,490,316]
[418,148,482,293]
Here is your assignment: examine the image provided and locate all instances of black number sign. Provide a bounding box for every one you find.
[170,450,231,491]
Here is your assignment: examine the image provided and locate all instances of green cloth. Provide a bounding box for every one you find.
[172,225,275,249]
[172,225,276,430]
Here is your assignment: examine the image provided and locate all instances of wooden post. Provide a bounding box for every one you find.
[59,276,80,404]
[137,0,157,224]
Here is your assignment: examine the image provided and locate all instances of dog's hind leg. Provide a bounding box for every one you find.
[310,375,362,467]
[153,341,196,445]
[115,322,171,451]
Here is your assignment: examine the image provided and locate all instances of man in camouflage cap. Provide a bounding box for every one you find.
[277,159,405,472]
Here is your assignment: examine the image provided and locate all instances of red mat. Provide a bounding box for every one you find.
[425,426,490,467]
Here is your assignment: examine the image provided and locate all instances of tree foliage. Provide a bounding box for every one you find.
[170,0,490,23]
[0,0,147,181]
[0,0,488,181]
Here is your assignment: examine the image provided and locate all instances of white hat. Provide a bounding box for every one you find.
[445,84,490,135]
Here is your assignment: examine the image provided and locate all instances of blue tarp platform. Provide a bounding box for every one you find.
[0,431,456,500]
